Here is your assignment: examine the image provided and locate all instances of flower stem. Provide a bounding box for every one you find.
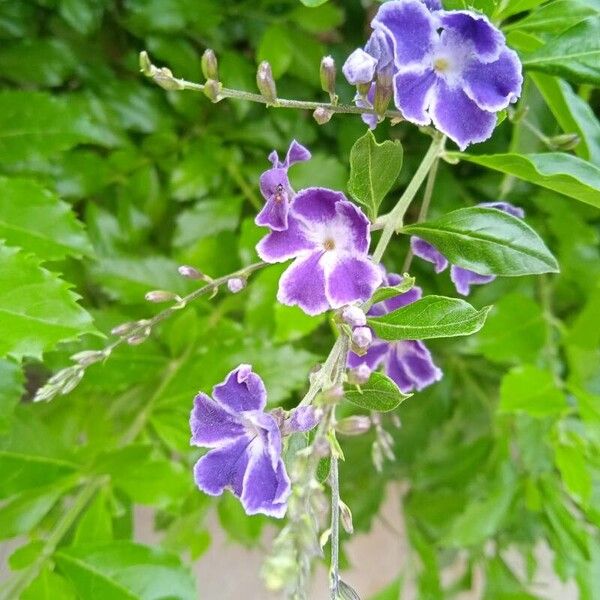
[401,153,441,273]
[372,135,445,264]
[329,453,340,600]
[141,52,405,122]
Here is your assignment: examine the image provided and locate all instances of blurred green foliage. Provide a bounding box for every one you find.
[0,0,599,598]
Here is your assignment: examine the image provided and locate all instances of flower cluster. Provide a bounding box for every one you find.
[255,140,311,231]
[343,0,523,149]
[411,202,525,295]
[347,273,442,393]
[190,364,317,517]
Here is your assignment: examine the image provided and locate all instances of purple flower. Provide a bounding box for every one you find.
[256,140,311,231]
[256,187,383,315]
[190,364,291,518]
[346,0,522,148]
[347,273,442,393]
[411,202,525,295]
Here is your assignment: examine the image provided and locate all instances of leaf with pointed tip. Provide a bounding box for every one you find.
[345,372,410,412]
[348,130,403,220]
[368,296,490,341]
[403,207,559,276]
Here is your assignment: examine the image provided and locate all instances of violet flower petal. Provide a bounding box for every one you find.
[387,340,442,393]
[324,254,382,308]
[450,265,495,296]
[439,11,504,63]
[347,341,389,370]
[373,0,437,67]
[292,187,344,223]
[255,195,289,231]
[462,48,523,112]
[193,435,252,497]
[392,68,436,125]
[429,79,496,150]
[255,216,313,263]
[190,392,245,448]
[212,364,267,413]
[286,406,320,433]
[277,251,330,315]
[411,237,449,273]
[284,140,311,166]
[478,201,525,219]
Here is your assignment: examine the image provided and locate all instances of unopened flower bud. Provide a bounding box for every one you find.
[339,499,354,534]
[352,326,372,351]
[374,70,393,117]
[313,107,333,125]
[342,305,366,328]
[320,56,337,102]
[139,51,153,76]
[71,350,105,366]
[336,416,371,436]
[110,321,138,336]
[145,290,177,303]
[347,364,371,385]
[322,385,344,402]
[356,82,371,97]
[548,133,580,151]
[60,368,84,395]
[203,78,222,103]
[127,333,149,346]
[256,61,278,104]
[152,67,184,90]
[227,277,246,293]
[178,265,202,279]
[201,48,218,81]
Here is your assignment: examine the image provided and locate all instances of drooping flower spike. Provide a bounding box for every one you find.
[347,273,442,393]
[255,140,311,231]
[343,0,523,148]
[256,187,382,315]
[411,202,525,295]
[190,364,317,518]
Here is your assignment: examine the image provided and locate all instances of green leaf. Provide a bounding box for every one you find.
[344,372,410,412]
[523,16,600,84]
[22,567,76,600]
[508,0,600,34]
[0,177,93,260]
[403,207,558,276]
[274,304,326,342]
[369,276,415,305]
[0,359,23,433]
[348,130,403,220]
[368,296,491,341]
[532,73,600,164]
[441,463,516,547]
[257,25,294,78]
[0,481,73,540]
[217,494,266,546]
[0,244,96,360]
[499,365,567,417]
[474,293,546,364]
[0,91,91,164]
[56,542,196,600]
[299,0,330,8]
[73,488,113,545]
[553,437,592,507]
[450,151,600,208]
[174,197,243,247]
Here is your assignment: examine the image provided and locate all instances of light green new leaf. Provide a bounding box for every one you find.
[523,16,600,85]
[402,207,559,276]
[348,130,403,220]
[450,152,600,208]
[499,365,567,417]
[0,177,93,260]
[369,276,415,304]
[0,91,90,164]
[345,372,410,412]
[56,542,196,600]
[553,438,592,507]
[0,244,96,360]
[21,567,76,600]
[299,0,330,7]
[368,296,490,341]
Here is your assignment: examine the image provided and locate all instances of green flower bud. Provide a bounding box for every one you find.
[201,48,218,81]
[256,61,278,105]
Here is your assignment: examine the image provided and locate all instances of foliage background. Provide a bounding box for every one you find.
[0,0,599,598]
